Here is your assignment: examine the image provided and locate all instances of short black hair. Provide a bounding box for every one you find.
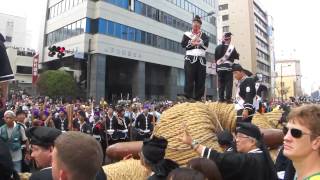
[192,15,202,25]
[16,110,26,116]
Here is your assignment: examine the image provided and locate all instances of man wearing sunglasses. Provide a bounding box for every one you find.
[283,104,320,180]
[180,122,277,180]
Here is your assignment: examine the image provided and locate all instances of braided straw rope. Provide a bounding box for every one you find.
[103,159,147,180]
[19,173,31,180]
[206,102,237,131]
[206,102,283,130]
[264,110,284,129]
[153,102,223,166]
[103,102,284,179]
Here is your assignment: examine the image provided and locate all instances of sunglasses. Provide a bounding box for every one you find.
[283,126,312,139]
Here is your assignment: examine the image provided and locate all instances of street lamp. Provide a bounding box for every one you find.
[280,64,291,102]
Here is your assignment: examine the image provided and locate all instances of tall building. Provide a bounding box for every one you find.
[275,60,302,101]
[0,13,27,48]
[217,0,274,90]
[39,0,218,101]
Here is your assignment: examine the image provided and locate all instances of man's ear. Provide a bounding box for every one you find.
[311,136,320,151]
[49,146,54,153]
[60,169,68,180]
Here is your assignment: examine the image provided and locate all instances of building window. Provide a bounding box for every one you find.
[132,0,216,43]
[107,21,114,36]
[106,0,129,9]
[5,36,12,42]
[219,4,228,11]
[16,66,32,74]
[222,15,229,21]
[48,0,86,20]
[222,26,229,33]
[46,18,88,46]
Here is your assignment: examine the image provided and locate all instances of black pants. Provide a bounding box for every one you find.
[236,109,254,123]
[218,71,233,101]
[184,57,206,101]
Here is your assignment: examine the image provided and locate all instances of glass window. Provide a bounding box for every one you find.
[167,15,172,25]
[121,25,128,40]
[172,18,177,28]
[191,4,195,14]
[107,21,115,36]
[163,13,167,24]
[134,29,141,42]
[61,0,65,13]
[80,18,86,34]
[122,0,129,9]
[128,27,134,41]
[219,4,228,10]
[115,23,121,38]
[156,36,161,48]
[141,31,146,44]
[48,8,52,19]
[152,8,158,21]
[152,34,157,47]
[98,19,106,34]
[146,32,152,45]
[76,20,81,35]
[141,3,147,16]
[60,27,65,41]
[147,6,152,18]
[134,0,142,14]
[71,22,76,36]
[67,24,72,38]
[223,26,229,32]
[222,15,229,21]
[52,6,56,17]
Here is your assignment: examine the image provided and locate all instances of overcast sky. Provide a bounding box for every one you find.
[0,0,319,94]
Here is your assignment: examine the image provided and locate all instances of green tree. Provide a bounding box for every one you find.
[37,70,78,98]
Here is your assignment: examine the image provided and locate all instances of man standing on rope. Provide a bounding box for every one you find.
[0,33,15,110]
[215,32,239,103]
[181,15,209,101]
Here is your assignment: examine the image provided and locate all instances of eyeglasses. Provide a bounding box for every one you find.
[283,126,312,139]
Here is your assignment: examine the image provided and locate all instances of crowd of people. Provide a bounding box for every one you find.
[1,14,320,180]
[1,88,320,180]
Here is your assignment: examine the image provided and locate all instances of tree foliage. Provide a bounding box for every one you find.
[37,70,78,98]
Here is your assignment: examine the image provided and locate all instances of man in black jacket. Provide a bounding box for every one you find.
[27,126,62,180]
[181,15,209,101]
[53,108,68,131]
[134,106,154,141]
[215,32,239,103]
[180,122,277,180]
[232,64,256,123]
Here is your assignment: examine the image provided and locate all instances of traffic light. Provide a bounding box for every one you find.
[57,47,65,59]
[48,45,66,59]
[48,46,56,57]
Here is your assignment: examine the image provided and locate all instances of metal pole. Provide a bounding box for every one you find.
[87,39,92,99]
[280,65,283,102]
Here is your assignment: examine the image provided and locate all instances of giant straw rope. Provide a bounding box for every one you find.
[104,102,283,179]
